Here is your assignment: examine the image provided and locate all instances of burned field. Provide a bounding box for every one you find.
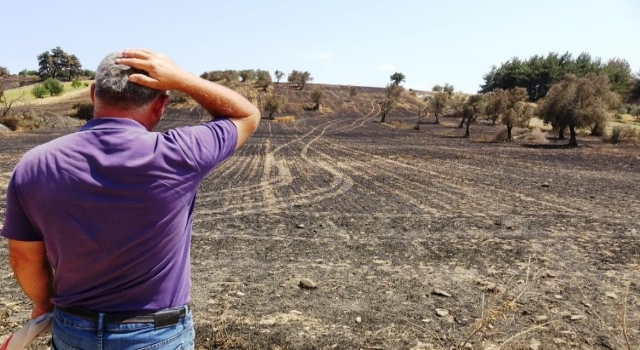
[1,106,639,349]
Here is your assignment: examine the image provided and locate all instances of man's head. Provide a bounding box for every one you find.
[94,52,166,108]
[91,51,169,130]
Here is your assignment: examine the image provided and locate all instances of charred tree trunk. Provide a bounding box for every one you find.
[434,112,440,124]
[558,126,566,140]
[464,121,471,138]
[458,116,465,128]
[507,125,513,141]
[569,124,578,146]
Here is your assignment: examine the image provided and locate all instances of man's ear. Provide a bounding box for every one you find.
[90,83,96,104]
[153,94,169,117]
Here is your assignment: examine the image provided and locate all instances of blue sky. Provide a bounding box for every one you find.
[2,0,638,93]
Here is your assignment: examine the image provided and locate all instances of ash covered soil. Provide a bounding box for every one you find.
[1,107,639,350]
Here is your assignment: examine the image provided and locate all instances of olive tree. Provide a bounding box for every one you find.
[256,70,272,91]
[538,73,620,146]
[264,94,288,120]
[379,83,404,123]
[428,92,450,124]
[461,94,485,138]
[288,70,313,90]
[311,88,324,110]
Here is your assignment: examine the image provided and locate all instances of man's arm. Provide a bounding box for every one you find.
[116,49,261,150]
[8,239,54,319]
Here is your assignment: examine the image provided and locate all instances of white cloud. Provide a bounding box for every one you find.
[378,64,396,71]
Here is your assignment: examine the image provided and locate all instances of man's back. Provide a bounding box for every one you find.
[7,117,237,312]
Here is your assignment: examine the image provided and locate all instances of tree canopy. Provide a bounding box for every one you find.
[480,52,634,102]
[390,72,405,86]
[379,83,404,122]
[37,47,82,81]
[538,73,621,146]
[288,70,313,90]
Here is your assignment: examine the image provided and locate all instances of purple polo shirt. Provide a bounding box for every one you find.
[1,117,238,312]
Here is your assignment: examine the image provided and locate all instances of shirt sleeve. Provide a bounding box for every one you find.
[164,118,239,178]
[1,177,42,241]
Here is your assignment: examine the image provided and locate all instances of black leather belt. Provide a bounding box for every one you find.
[58,305,188,328]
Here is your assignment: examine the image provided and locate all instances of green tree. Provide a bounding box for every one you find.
[274,70,285,84]
[432,84,443,92]
[538,73,620,146]
[379,83,404,123]
[390,72,405,86]
[311,88,324,110]
[427,92,450,124]
[37,47,82,81]
[479,52,610,101]
[264,94,287,120]
[604,58,634,98]
[18,69,38,76]
[0,66,9,76]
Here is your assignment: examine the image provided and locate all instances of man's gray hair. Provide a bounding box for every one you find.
[94,52,165,107]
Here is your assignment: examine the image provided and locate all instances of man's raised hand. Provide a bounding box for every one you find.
[115,49,187,91]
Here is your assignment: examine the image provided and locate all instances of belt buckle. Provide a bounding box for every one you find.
[154,309,181,328]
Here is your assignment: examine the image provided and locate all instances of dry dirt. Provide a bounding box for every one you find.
[0,95,639,349]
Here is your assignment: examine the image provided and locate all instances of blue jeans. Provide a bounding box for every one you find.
[51,306,194,350]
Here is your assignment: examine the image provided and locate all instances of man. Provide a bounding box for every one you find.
[1,49,260,349]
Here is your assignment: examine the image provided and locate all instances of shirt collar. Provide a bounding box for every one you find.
[80,117,147,131]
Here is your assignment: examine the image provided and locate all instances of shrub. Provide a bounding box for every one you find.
[83,82,89,87]
[31,84,49,98]
[617,107,628,114]
[43,78,64,96]
[73,103,94,121]
[0,66,9,76]
[71,79,82,88]
[605,125,640,144]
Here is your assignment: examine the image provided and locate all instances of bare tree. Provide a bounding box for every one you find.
[414,101,428,130]
[0,80,24,117]
[274,70,285,84]
[264,94,288,120]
